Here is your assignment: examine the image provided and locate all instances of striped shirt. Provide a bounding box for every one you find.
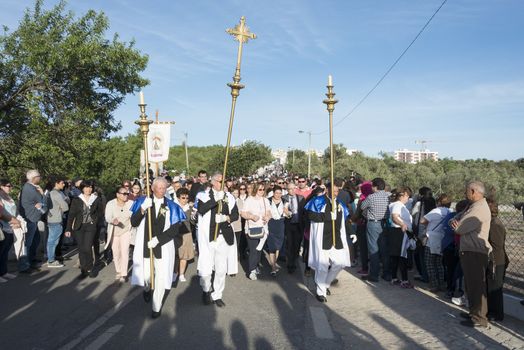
[361,190,390,221]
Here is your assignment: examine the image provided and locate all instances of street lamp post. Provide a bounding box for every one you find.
[298,130,312,179]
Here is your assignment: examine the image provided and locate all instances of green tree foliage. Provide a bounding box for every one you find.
[163,144,223,175]
[209,141,273,177]
[0,0,148,184]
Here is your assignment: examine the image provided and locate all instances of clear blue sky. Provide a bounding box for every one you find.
[2,0,523,160]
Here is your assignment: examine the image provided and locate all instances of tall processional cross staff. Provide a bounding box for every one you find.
[214,16,257,240]
[323,76,338,245]
[136,92,155,289]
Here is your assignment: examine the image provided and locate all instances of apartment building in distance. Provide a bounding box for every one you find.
[394,149,439,164]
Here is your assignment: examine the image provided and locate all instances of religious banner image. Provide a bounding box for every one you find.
[148,123,171,163]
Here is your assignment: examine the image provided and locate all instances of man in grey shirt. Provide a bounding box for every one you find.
[360,178,390,282]
[19,169,46,272]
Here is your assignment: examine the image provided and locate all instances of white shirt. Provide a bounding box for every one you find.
[153,196,164,218]
[389,201,412,231]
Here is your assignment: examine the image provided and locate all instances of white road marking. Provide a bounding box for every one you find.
[309,306,334,339]
[58,288,141,350]
[85,324,123,350]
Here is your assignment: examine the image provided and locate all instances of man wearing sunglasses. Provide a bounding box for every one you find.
[295,175,312,198]
[195,172,239,308]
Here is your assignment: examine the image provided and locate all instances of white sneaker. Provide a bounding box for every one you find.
[2,273,16,279]
[47,261,64,268]
[452,295,466,306]
[179,274,186,282]
[249,271,257,281]
[0,277,7,283]
[172,273,178,282]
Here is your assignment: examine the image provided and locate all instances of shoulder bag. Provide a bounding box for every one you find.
[247,198,266,239]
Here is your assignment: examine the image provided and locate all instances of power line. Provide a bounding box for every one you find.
[313,0,448,135]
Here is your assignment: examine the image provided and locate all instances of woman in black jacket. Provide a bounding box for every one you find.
[65,180,103,279]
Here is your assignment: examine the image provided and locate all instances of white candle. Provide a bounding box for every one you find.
[328,75,333,86]
[139,91,145,105]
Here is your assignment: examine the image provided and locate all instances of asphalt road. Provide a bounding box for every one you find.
[0,248,343,350]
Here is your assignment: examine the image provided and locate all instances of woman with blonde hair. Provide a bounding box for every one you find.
[241,182,271,280]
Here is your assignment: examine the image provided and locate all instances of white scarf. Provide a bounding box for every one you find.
[79,193,97,208]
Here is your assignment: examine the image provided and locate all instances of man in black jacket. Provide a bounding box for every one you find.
[195,173,239,308]
[130,177,187,318]
[283,183,305,274]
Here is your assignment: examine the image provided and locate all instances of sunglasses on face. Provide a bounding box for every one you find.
[298,180,306,183]
[277,182,284,184]
[179,196,189,200]
[118,192,129,195]
[2,184,12,188]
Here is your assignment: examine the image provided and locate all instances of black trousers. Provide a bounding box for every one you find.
[76,223,97,272]
[487,263,506,320]
[235,231,247,259]
[460,251,489,326]
[285,222,302,269]
[442,246,460,292]
[247,237,262,273]
[390,255,408,281]
[356,224,368,270]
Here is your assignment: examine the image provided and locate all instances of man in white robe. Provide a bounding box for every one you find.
[196,173,239,308]
[305,184,357,302]
[130,177,187,318]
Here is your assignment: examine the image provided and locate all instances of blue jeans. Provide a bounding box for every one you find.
[366,221,383,280]
[18,220,38,271]
[47,223,63,263]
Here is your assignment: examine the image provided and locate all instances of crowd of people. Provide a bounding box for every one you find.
[0,169,510,326]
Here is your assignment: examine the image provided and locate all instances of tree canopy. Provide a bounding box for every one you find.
[0,0,148,183]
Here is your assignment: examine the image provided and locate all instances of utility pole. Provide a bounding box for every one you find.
[299,130,312,179]
[184,132,189,174]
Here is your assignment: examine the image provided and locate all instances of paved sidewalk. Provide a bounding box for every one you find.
[302,266,524,350]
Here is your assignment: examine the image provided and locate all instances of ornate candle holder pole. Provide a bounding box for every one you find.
[323,75,339,245]
[214,16,256,240]
[135,91,155,289]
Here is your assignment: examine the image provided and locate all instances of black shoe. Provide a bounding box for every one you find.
[32,259,43,264]
[229,274,236,277]
[214,299,226,308]
[202,291,212,305]
[361,275,379,282]
[78,271,89,280]
[316,294,327,303]
[460,319,487,328]
[459,312,471,319]
[19,268,33,274]
[381,275,392,282]
[143,290,152,303]
[89,270,98,278]
[487,314,503,322]
[287,267,296,274]
[326,288,331,296]
[330,279,339,286]
[151,310,161,319]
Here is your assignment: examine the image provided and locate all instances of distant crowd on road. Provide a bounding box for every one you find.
[0,169,515,325]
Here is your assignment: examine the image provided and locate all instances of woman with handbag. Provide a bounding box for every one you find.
[65,180,103,279]
[241,183,271,281]
[267,185,289,276]
[388,188,414,289]
[0,179,21,282]
[104,186,134,282]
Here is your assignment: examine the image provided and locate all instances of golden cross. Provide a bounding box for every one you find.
[226,16,257,84]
